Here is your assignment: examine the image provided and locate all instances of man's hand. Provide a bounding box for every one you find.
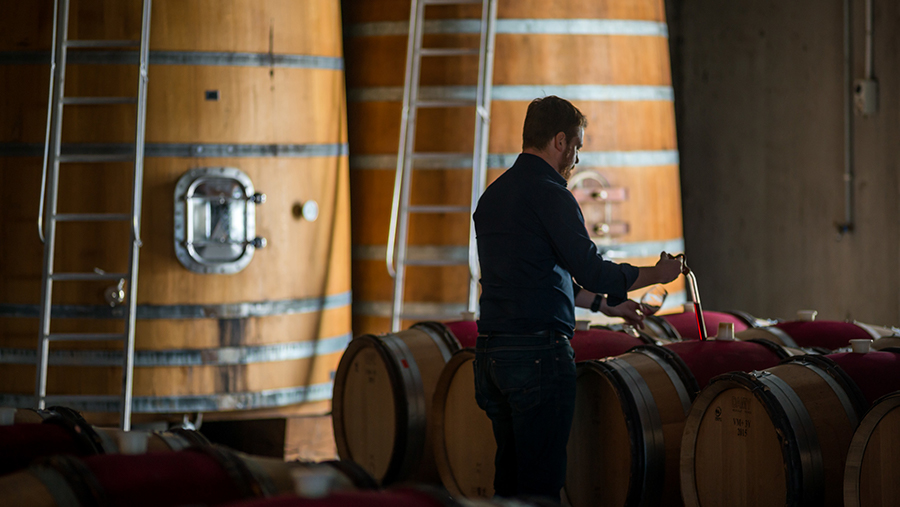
[601,298,645,329]
[655,252,685,284]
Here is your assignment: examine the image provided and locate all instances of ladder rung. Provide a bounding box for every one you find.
[415,100,477,108]
[420,48,481,57]
[51,272,128,281]
[62,96,138,105]
[405,259,469,267]
[65,39,140,49]
[54,213,132,222]
[409,205,471,213]
[59,153,135,163]
[46,333,125,342]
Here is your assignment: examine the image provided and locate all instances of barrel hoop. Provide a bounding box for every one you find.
[589,358,665,507]
[320,460,380,490]
[353,239,686,264]
[0,332,351,367]
[347,18,669,37]
[349,84,674,102]
[763,326,800,348]
[628,345,696,415]
[431,349,476,496]
[783,355,869,418]
[168,428,213,449]
[376,334,428,484]
[0,291,351,319]
[726,309,762,328]
[843,393,900,507]
[154,431,192,451]
[754,371,824,505]
[784,359,861,428]
[745,338,792,360]
[43,407,107,456]
[0,142,349,160]
[0,382,334,413]
[350,151,680,170]
[33,455,108,507]
[645,315,682,341]
[190,446,276,499]
[411,321,462,362]
[0,50,344,70]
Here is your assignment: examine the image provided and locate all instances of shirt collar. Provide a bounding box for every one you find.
[517,153,568,187]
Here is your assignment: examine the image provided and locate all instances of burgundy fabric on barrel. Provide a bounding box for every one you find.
[570,329,646,362]
[662,311,750,341]
[221,489,446,507]
[825,351,900,405]
[775,321,873,350]
[442,320,479,349]
[664,340,786,389]
[84,451,246,507]
[0,423,85,475]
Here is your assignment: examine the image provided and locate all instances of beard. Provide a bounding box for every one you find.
[558,162,575,180]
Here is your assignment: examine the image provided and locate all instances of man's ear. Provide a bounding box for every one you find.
[554,132,567,151]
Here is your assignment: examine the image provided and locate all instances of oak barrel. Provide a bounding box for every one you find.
[0,446,371,507]
[736,320,879,351]
[332,322,460,485]
[658,309,754,341]
[844,391,900,507]
[680,356,867,507]
[343,0,685,334]
[431,329,648,499]
[0,0,351,423]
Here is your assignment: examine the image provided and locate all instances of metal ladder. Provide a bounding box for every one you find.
[386,0,498,332]
[35,0,152,430]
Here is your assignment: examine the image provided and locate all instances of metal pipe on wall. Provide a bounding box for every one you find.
[838,0,855,235]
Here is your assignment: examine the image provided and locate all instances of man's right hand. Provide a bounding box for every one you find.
[655,252,685,284]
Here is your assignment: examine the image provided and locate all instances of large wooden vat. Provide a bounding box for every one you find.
[343,0,685,334]
[0,0,351,423]
[844,391,900,507]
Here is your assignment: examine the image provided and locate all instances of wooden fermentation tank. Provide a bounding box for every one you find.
[343,0,686,335]
[0,0,351,423]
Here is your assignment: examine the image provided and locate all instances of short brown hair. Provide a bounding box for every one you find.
[521,96,588,150]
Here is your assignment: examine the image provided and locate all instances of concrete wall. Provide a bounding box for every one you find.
[666,0,900,324]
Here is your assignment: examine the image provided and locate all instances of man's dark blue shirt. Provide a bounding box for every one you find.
[474,153,639,337]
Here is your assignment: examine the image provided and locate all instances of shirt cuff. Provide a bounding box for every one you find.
[605,263,639,306]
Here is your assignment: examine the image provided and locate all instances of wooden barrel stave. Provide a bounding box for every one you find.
[0,0,351,419]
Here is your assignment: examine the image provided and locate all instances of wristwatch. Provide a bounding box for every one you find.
[590,294,603,313]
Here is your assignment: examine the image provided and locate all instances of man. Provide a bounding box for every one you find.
[473,96,684,501]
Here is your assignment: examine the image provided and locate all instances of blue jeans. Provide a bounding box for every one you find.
[473,333,577,502]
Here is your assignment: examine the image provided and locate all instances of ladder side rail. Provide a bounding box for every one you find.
[387,0,424,280]
[391,0,428,332]
[120,0,152,431]
[467,0,498,313]
[38,0,61,244]
[36,0,72,410]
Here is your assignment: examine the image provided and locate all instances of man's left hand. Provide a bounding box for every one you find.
[601,299,645,329]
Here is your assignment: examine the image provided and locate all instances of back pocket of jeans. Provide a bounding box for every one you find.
[491,357,541,413]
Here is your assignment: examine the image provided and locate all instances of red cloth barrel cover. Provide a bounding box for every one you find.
[0,423,84,475]
[826,351,900,406]
[664,340,785,389]
[442,320,478,349]
[84,451,245,507]
[219,489,447,507]
[570,329,646,361]
[662,311,750,341]
[775,321,873,350]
